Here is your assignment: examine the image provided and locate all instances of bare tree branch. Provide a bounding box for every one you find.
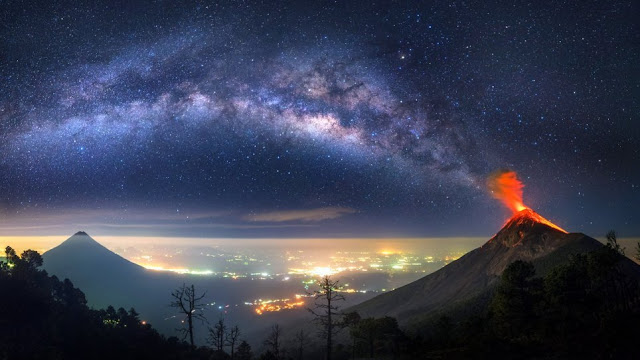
[170,283,207,347]
[307,275,346,360]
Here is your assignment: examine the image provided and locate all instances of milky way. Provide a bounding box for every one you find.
[0,1,638,237]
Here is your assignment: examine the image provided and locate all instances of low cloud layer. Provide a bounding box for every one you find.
[246,207,357,222]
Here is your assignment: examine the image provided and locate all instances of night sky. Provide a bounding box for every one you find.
[0,0,638,238]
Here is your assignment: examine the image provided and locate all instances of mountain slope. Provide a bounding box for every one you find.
[352,209,603,324]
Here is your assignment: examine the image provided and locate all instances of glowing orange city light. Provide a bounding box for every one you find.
[378,249,399,255]
[253,298,306,315]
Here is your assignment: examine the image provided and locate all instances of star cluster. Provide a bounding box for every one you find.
[0,0,637,237]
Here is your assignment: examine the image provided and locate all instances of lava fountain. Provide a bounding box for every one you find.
[487,169,567,233]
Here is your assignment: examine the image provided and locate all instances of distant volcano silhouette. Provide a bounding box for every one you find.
[43,231,148,309]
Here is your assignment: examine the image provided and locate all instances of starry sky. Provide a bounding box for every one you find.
[0,0,638,239]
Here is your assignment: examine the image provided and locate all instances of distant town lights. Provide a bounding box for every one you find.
[308,266,346,276]
[143,265,213,275]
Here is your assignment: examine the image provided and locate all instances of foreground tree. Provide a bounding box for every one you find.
[209,318,227,352]
[342,311,361,358]
[226,325,241,359]
[4,246,16,265]
[308,275,345,360]
[349,315,402,358]
[236,340,253,360]
[606,230,625,255]
[263,324,282,360]
[489,260,541,339]
[0,246,13,272]
[171,283,207,347]
[294,329,310,360]
[20,250,43,269]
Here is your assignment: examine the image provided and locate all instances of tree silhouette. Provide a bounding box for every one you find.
[433,315,453,348]
[236,340,253,360]
[307,275,345,360]
[490,260,541,338]
[170,283,207,347]
[20,250,43,268]
[226,325,241,359]
[209,317,227,352]
[294,329,310,360]
[0,246,12,272]
[3,246,17,270]
[349,315,402,358]
[606,230,624,255]
[4,246,16,264]
[342,311,360,358]
[263,324,282,360]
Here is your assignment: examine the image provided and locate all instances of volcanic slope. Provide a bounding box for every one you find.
[351,209,608,327]
[42,231,154,309]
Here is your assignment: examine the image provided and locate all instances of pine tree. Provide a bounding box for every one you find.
[236,340,253,360]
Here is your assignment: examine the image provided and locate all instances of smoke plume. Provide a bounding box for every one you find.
[487,169,528,214]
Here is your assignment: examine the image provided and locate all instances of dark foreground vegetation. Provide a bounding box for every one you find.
[2,236,639,360]
[302,242,638,360]
[0,247,214,360]
[406,237,640,359]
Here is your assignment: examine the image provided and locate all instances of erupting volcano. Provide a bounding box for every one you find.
[487,169,567,234]
[353,170,604,326]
